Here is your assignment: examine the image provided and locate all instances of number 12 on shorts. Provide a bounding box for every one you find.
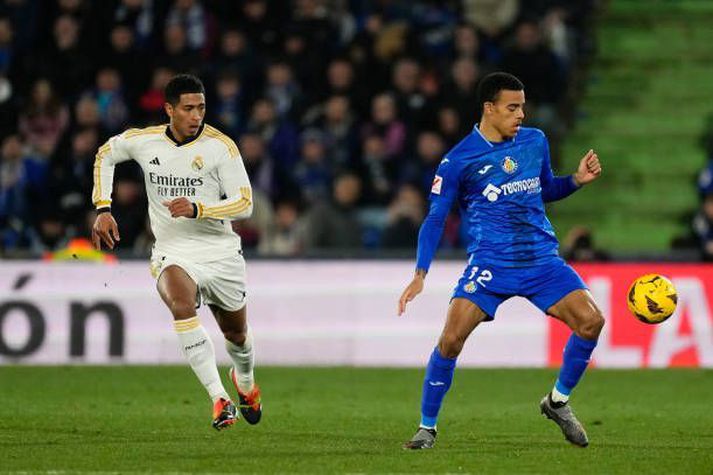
[465,266,493,292]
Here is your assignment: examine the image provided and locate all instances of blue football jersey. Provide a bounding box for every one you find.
[416,126,579,270]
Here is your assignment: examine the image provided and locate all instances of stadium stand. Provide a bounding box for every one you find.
[552,0,713,253]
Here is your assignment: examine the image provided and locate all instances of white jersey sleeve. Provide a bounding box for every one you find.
[196,147,253,221]
[92,131,135,208]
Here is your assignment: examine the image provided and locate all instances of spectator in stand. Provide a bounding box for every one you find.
[381,182,425,248]
[359,133,396,206]
[263,59,303,121]
[247,97,299,170]
[19,78,69,158]
[211,27,261,97]
[401,130,446,193]
[258,198,305,256]
[49,127,98,229]
[0,134,47,249]
[501,20,566,136]
[210,69,246,138]
[436,104,465,147]
[165,0,216,57]
[113,0,157,50]
[157,22,201,75]
[693,192,713,261]
[102,23,148,105]
[462,0,519,63]
[87,67,129,135]
[302,172,363,251]
[35,14,93,96]
[561,226,609,262]
[391,57,435,131]
[138,66,175,124]
[362,92,407,161]
[443,57,480,130]
[293,128,332,205]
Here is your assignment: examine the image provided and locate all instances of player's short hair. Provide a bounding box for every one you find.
[165,74,205,105]
[477,72,524,109]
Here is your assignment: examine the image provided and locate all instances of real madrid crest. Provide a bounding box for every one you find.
[501,156,518,174]
[191,155,204,171]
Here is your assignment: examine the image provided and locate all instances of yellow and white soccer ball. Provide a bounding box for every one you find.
[627,274,678,324]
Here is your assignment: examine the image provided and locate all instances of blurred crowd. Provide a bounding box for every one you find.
[0,0,597,257]
[690,116,713,260]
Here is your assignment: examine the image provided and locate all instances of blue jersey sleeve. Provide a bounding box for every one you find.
[416,159,460,272]
[540,134,579,202]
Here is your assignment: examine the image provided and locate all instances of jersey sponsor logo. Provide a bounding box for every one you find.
[482,183,502,202]
[191,155,204,171]
[431,175,443,195]
[149,172,204,197]
[149,157,160,165]
[501,156,518,174]
[482,177,541,202]
[478,164,493,175]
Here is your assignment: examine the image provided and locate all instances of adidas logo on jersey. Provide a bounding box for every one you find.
[149,157,160,165]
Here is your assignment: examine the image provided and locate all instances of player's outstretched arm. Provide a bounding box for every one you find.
[573,149,602,186]
[398,270,426,316]
[92,212,120,250]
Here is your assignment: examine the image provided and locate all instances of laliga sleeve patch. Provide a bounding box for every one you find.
[431,175,443,194]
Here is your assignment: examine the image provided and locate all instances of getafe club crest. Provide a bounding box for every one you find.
[191,156,204,171]
[501,156,518,174]
[463,281,477,293]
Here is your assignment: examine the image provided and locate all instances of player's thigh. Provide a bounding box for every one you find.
[438,298,489,357]
[156,265,199,319]
[547,289,605,339]
[200,255,247,313]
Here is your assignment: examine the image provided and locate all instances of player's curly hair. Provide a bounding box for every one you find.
[165,74,205,105]
[477,72,524,110]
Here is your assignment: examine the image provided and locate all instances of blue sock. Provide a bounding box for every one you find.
[420,347,457,428]
[555,333,598,397]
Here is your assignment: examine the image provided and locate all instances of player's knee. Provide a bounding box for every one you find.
[438,332,465,358]
[223,328,247,346]
[577,309,605,340]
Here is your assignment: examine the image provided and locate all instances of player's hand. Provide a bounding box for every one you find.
[92,212,120,250]
[162,197,196,218]
[398,274,425,316]
[574,149,601,186]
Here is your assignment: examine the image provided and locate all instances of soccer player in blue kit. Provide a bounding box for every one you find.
[399,73,604,449]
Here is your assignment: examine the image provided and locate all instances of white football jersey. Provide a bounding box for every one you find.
[92,124,253,262]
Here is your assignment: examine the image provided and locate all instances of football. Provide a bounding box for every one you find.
[627,274,678,324]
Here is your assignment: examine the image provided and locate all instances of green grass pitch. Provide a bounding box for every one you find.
[0,367,711,473]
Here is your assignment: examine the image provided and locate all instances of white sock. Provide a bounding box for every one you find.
[174,316,229,402]
[225,325,255,393]
[551,386,570,404]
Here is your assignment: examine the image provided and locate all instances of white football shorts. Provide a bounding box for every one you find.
[150,251,247,311]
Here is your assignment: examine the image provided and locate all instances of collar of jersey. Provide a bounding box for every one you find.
[165,124,205,147]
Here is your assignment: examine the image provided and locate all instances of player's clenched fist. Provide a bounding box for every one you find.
[573,149,602,186]
[92,212,120,250]
[163,197,196,218]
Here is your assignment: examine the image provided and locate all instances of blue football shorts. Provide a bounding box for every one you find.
[451,255,587,320]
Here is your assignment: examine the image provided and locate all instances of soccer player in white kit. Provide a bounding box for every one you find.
[91,74,261,431]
